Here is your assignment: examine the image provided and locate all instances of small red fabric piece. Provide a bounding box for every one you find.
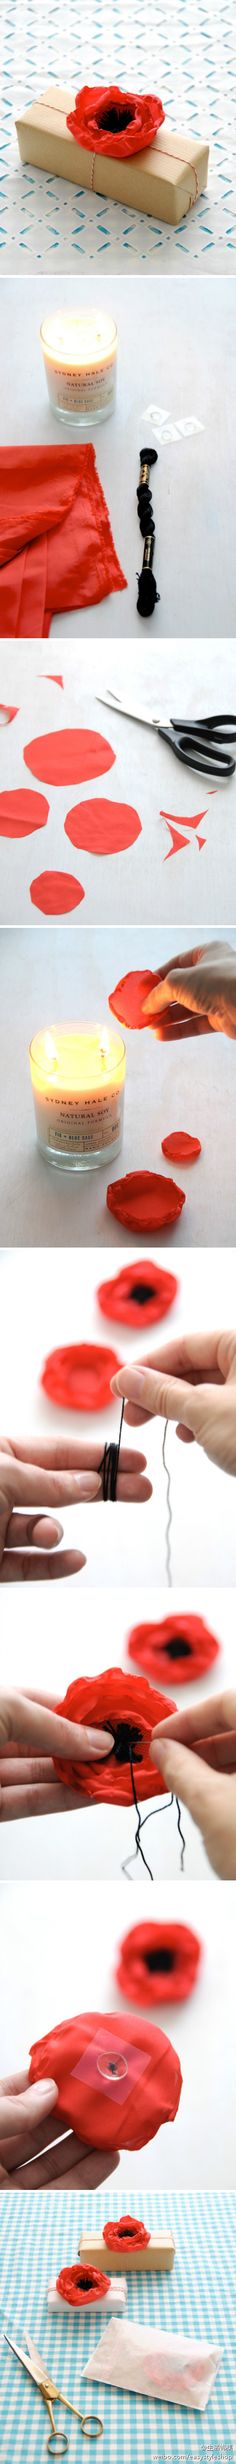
[56,2264,110,2306]
[44,674,64,686]
[0,702,18,723]
[53,1669,176,1803]
[40,1341,120,1412]
[109,969,194,1039]
[29,871,85,915]
[0,447,126,637]
[67,84,164,158]
[24,727,115,787]
[127,1614,221,1688]
[103,2217,150,2251]
[106,1173,185,1233]
[65,798,141,857]
[29,2009,182,2152]
[97,1260,179,1328]
[161,1133,201,1164]
[116,1922,202,2008]
[0,787,49,838]
[162,818,190,860]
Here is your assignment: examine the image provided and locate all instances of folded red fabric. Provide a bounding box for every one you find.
[29,2010,182,2150]
[0,447,126,637]
[103,2216,150,2250]
[56,2263,110,2306]
[67,84,164,159]
[53,1667,176,1803]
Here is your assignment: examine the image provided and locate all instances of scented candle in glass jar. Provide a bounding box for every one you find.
[40,310,118,424]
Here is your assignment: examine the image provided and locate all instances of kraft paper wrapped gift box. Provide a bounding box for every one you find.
[79,2231,175,2274]
[15,90,209,227]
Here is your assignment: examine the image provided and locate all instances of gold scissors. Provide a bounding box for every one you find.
[4,2327,103,2451]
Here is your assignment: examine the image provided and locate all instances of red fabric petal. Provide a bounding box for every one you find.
[127,1614,221,1688]
[56,2264,110,2306]
[103,2216,150,2250]
[109,969,193,1039]
[0,787,49,838]
[29,870,85,914]
[24,727,115,786]
[116,1922,202,2008]
[97,1261,179,1328]
[0,446,126,638]
[65,798,141,857]
[161,1133,201,1164]
[40,1341,120,1412]
[67,84,164,160]
[53,1668,176,1803]
[29,2009,182,2152]
[106,1173,185,1232]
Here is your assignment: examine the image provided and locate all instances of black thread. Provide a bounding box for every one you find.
[162,1418,173,1587]
[175,1794,186,1872]
[99,1398,125,1499]
[121,1785,186,1880]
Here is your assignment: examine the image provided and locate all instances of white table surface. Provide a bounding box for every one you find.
[1,640,236,932]
[1,276,236,639]
[0,925,235,1249]
[0,1244,235,1589]
[2,0,236,276]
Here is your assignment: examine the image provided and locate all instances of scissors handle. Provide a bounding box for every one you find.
[172,712,236,742]
[159,719,235,778]
[47,2440,68,2458]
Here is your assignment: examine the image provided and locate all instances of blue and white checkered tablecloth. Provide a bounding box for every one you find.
[0,0,236,270]
[0,2189,235,2461]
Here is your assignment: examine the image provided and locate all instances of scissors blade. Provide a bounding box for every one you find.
[25,2332,58,2398]
[4,2330,44,2386]
[96,689,162,730]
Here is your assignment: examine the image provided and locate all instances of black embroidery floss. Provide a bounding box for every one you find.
[99,1397,125,1498]
[136,445,160,620]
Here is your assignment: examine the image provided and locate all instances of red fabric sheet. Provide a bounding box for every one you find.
[0,447,126,637]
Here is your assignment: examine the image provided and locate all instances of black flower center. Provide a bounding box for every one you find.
[145,1946,174,1975]
[165,1635,191,1661]
[130,1281,156,1304]
[97,104,134,133]
[110,1721,143,1765]
[75,2271,93,2290]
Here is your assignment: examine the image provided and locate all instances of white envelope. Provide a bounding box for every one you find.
[83,2315,223,2411]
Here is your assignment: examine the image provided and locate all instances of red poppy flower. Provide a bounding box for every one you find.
[127,1614,220,1688]
[103,2217,150,2252]
[53,1669,176,1804]
[97,1261,178,1329]
[161,1134,201,1164]
[109,970,194,1040]
[29,2010,182,2152]
[116,1921,202,2008]
[40,1342,120,1413]
[106,1173,185,1233]
[56,2264,110,2307]
[67,85,164,161]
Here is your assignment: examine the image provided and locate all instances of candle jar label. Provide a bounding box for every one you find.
[40,1089,123,1155]
[46,361,116,416]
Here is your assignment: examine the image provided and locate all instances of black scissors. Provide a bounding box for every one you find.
[97,691,236,780]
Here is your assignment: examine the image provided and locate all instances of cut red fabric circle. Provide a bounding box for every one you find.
[53,1668,176,1803]
[161,1133,201,1164]
[30,871,85,915]
[56,2264,110,2307]
[40,1342,120,1413]
[29,2009,182,2152]
[24,727,115,787]
[106,1173,185,1233]
[65,797,141,857]
[97,1260,179,1328]
[0,787,49,838]
[116,1921,202,2009]
[67,84,164,159]
[109,969,194,1039]
[103,2217,150,2251]
[127,1614,221,1688]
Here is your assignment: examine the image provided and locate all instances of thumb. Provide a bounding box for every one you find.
[0,2078,58,2141]
[152,1736,220,1835]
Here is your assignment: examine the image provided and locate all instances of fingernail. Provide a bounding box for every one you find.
[150,1737,170,1765]
[120,1368,147,1399]
[35,2077,58,2099]
[78,1474,101,1499]
[31,1516,63,1547]
[85,1726,114,1757]
[110,1373,124,1395]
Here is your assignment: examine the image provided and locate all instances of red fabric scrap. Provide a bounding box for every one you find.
[65,797,141,856]
[161,1133,201,1164]
[0,787,49,838]
[106,1173,185,1233]
[24,726,115,786]
[30,870,85,914]
[0,446,126,637]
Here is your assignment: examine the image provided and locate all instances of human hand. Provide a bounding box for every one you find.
[111,1331,236,1474]
[150,1690,236,1877]
[0,2072,120,2189]
[143,938,236,1038]
[0,1689,114,1821]
[0,1437,151,1578]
